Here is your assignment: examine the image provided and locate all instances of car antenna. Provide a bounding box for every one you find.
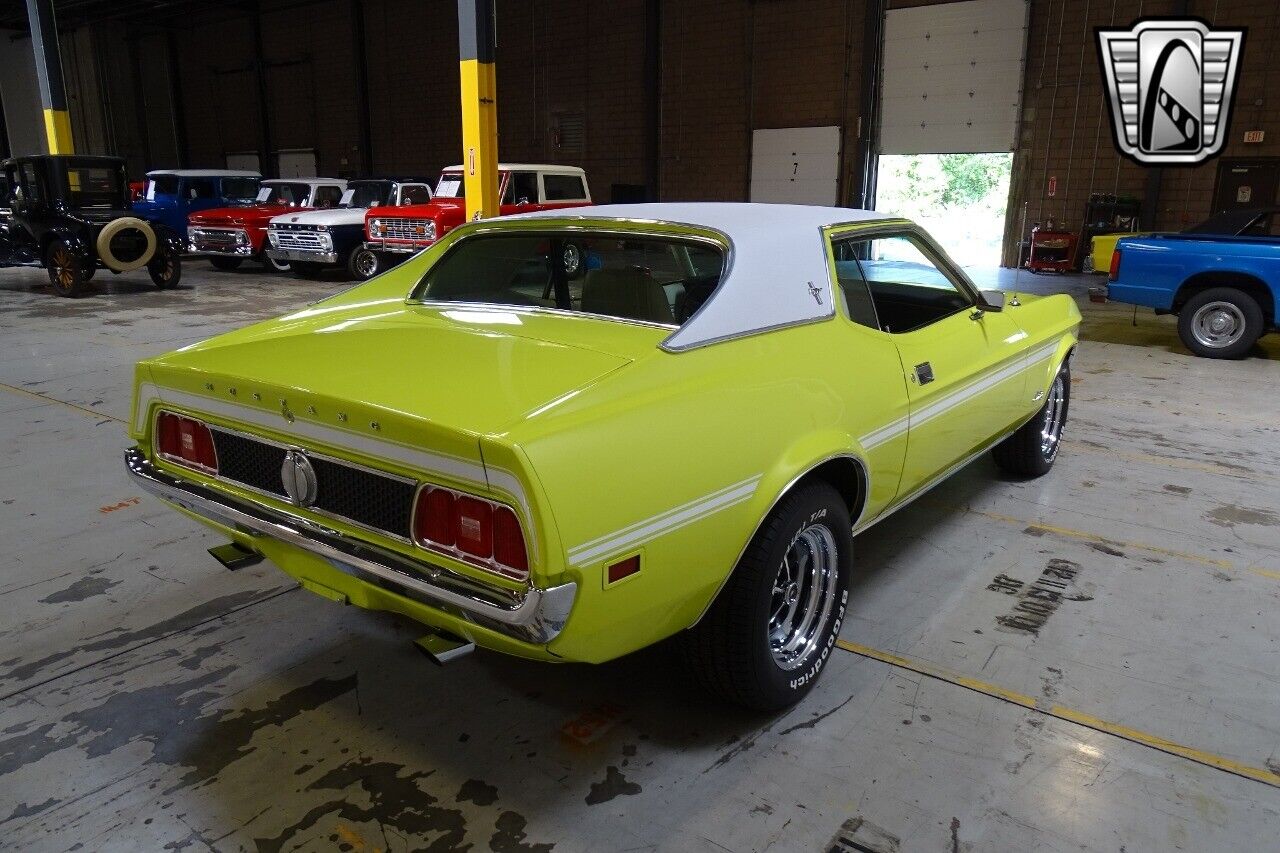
[1012,201,1027,298]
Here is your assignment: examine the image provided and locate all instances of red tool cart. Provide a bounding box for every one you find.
[1026,221,1078,274]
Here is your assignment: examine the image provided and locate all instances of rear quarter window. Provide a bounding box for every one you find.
[414,232,724,327]
[542,174,588,202]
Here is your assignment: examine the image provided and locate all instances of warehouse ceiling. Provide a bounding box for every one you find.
[0,0,313,31]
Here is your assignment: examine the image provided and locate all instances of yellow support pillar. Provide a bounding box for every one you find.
[458,0,499,221]
[26,0,75,155]
[42,109,75,155]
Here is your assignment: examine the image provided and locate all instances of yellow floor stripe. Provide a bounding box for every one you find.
[1248,568,1280,582]
[835,639,1280,789]
[0,382,126,424]
[966,508,1233,569]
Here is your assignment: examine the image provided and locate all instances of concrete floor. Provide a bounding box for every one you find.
[1,259,1278,852]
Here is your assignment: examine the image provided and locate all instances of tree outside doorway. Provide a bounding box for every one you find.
[874,153,1012,269]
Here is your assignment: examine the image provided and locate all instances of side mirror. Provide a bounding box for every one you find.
[979,289,1006,312]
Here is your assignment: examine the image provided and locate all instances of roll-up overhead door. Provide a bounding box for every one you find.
[880,0,1029,154]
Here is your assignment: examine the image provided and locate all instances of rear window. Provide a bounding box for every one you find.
[63,164,124,208]
[413,232,724,327]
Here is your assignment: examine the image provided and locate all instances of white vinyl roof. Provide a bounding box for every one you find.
[509,202,896,351]
[442,164,586,174]
[263,177,346,186]
[146,169,261,178]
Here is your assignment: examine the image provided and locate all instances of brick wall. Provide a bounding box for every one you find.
[1007,0,1280,262]
[55,0,1278,255]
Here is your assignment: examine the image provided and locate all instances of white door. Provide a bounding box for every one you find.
[276,149,318,178]
[225,152,261,172]
[880,0,1028,154]
[749,126,841,205]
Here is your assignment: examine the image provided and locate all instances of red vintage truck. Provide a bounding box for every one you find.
[188,178,346,272]
[363,164,591,269]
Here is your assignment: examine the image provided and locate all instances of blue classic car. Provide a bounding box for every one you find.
[1099,210,1280,358]
[131,169,262,239]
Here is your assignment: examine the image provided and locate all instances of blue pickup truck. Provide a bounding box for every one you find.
[130,169,261,239]
[1099,208,1280,359]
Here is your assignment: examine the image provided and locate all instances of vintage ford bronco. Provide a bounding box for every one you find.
[266,178,432,280]
[363,164,591,269]
[1,155,182,297]
[188,178,346,272]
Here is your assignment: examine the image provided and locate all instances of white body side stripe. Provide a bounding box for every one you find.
[858,337,1063,449]
[567,475,762,568]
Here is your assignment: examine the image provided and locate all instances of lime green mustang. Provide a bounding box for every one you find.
[124,203,1080,709]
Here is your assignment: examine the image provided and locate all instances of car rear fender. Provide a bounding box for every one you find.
[688,430,871,626]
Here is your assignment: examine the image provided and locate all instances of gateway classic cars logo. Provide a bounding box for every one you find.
[1096,18,1245,165]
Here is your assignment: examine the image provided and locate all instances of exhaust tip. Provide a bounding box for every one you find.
[208,542,264,571]
[414,631,476,666]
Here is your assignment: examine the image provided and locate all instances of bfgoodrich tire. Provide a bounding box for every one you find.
[1176,287,1265,359]
[682,481,851,711]
[993,361,1070,477]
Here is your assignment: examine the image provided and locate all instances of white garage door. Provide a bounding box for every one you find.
[880,0,1028,154]
[749,126,841,206]
[276,149,318,178]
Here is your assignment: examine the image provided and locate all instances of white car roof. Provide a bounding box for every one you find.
[508,202,897,351]
[263,178,347,187]
[269,208,366,226]
[442,164,586,175]
[146,169,261,178]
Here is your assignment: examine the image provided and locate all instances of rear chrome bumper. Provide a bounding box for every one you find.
[123,448,575,644]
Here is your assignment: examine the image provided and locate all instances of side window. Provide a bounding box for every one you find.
[1267,214,1280,238]
[543,173,587,201]
[852,234,973,334]
[831,239,880,331]
[188,178,217,200]
[503,172,538,205]
[18,164,42,202]
[313,186,343,208]
[3,166,18,206]
[400,184,432,205]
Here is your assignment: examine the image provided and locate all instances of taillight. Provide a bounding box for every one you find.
[1108,249,1121,281]
[155,411,218,474]
[414,487,455,546]
[454,496,493,558]
[412,486,529,580]
[493,506,529,573]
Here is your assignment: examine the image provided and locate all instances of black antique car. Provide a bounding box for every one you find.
[0,155,182,297]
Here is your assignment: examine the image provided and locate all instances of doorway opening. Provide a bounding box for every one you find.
[873,153,1013,269]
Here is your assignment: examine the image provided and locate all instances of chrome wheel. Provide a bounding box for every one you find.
[768,524,839,670]
[352,248,378,279]
[1040,372,1066,461]
[1190,300,1247,350]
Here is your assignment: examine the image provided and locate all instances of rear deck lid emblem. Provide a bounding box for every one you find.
[281,450,319,507]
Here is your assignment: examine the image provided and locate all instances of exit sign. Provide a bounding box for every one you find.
[1243,130,1265,143]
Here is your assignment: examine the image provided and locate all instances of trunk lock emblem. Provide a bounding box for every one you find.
[281,451,319,507]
